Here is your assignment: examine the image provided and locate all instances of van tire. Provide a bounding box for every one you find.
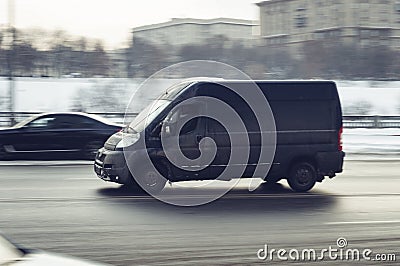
[135,164,167,194]
[287,162,317,192]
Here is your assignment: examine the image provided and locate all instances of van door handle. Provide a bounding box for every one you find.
[196,135,202,142]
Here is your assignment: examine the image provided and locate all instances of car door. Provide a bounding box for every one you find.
[162,102,207,180]
[12,115,59,153]
[52,115,95,152]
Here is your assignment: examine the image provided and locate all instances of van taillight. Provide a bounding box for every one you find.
[338,127,343,151]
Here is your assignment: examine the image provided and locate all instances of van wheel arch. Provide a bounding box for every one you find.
[287,156,317,177]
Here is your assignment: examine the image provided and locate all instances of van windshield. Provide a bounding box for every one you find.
[127,81,191,133]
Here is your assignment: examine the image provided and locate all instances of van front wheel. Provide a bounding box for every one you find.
[287,162,317,192]
[135,165,167,194]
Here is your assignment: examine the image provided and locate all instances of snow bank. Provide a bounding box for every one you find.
[1,78,399,114]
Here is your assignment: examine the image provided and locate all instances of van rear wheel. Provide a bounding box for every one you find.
[287,162,317,192]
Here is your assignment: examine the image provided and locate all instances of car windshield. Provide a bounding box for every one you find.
[0,235,24,264]
[127,82,191,133]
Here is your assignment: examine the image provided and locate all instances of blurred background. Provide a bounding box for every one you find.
[1,0,400,80]
[0,1,400,115]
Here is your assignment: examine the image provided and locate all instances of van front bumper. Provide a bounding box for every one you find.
[94,147,130,184]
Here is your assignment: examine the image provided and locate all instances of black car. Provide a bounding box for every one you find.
[0,112,123,160]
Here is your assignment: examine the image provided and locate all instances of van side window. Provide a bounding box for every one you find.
[181,118,200,135]
[165,102,202,136]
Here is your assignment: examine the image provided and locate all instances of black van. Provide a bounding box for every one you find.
[94,80,344,193]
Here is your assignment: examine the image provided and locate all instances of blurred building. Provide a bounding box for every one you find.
[107,49,129,78]
[257,0,400,52]
[132,18,259,47]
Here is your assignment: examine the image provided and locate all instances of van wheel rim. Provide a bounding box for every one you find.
[144,171,159,187]
[295,168,312,185]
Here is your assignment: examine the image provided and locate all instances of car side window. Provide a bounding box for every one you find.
[57,116,98,129]
[28,117,57,129]
[78,117,98,128]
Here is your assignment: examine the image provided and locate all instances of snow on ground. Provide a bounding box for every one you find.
[343,128,400,158]
[0,78,399,114]
[336,80,400,115]
[0,77,95,112]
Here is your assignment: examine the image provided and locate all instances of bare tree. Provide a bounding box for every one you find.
[127,38,168,78]
[70,80,131,112]
[87,41,109,77]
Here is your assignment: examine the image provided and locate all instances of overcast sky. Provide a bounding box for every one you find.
[0,0,260,49]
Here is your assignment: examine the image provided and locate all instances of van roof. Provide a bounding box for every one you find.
[193,80,339,101]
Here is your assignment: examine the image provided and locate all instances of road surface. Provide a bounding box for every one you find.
[0,159,399,265]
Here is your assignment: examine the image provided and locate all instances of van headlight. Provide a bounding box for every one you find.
[116,133,140,149]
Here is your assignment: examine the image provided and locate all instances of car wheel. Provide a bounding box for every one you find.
[83,141,103,160]
[0,145,7,160]
[135,164,168,195]
[287,162,317,192]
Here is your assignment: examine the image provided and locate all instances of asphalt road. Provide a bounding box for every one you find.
[0,160,399,265]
